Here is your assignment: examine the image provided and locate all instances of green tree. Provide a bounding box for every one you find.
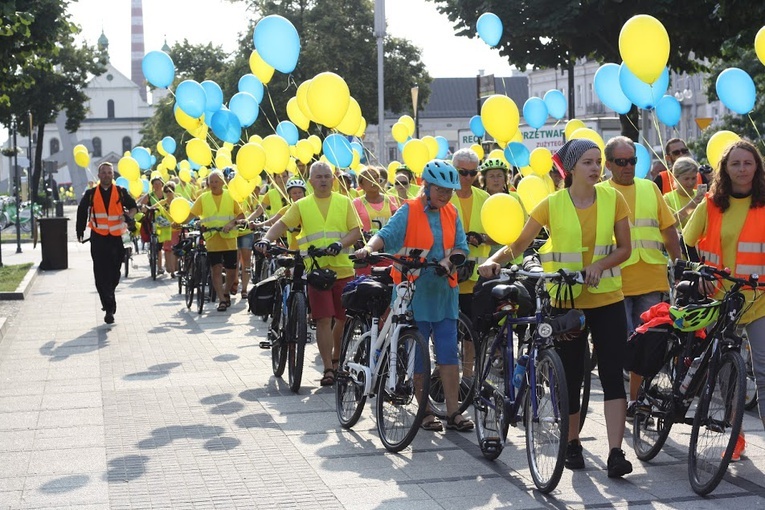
[429,0,765,139]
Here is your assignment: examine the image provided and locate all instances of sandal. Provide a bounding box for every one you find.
[421,413,443,432]
[223,294,231,308]
[217,302,227,312]
[320,368,336,386]
[241,291,248,299]
[446,412,474,432]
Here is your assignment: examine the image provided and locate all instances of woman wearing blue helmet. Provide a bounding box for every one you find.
[354,160,473,431]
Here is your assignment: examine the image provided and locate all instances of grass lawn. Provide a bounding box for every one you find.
[0,231,32,242]
[0,263,33,291]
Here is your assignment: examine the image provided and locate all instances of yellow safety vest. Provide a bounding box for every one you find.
[451,187,491,282]
[599,179,666,268]
[539,186,622,297]
[296,193,353,271]
[199,191,238,239]
[265,187,285,218]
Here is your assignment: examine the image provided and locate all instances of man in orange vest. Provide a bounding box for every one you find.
[77,162,138,324]
[654,138,707,193]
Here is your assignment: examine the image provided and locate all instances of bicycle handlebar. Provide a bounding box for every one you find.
[349,252,452,277]
[673,259,765,289]
[501,265,585,285]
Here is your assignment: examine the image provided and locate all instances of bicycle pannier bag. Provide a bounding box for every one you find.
[624,325,673,377]
[248,275,278,316]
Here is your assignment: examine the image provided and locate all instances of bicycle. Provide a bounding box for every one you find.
[427,312,476,419]
[184,226,222,314]
[472,265,585,493]
[631,260,761,496]
[336,251,461,453]
[142,208,161,281]
[174,224,198,297]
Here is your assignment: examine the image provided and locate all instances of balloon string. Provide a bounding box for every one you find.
[748,113,765,151]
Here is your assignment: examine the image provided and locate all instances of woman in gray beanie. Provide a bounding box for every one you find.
[479,138,634,478]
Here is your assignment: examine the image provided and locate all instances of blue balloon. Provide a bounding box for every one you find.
[161,136,176,155]
[188,159,200,170]
[131,147,152,170]
[634,143,651,179]
[594,63,632,114]
[543,90,567,119]
[435,136,449,159]
[175,80,207,118]
[201,80,223,112]
[142,51,175,88]
[469,115,485,138]
[115,177,129,189]
[238,74,264,104]
[210,108,242,144]
[716,67,756,115]
[618,64,669,110]
[523,97,548,129]
[142,179,150,193]
[276,120,299,145]
[150,155,156,166]
[476,13,503,47]
[253,15,301,74]
[656,95,681,127]
[323,134,353,168]
[350,141,366,163]
[504,142,530,167]
[203,109,218,128]
[229,92,259,128]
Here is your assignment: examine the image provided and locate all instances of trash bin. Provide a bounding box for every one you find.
[39,217,69,270]
[55,201,64,217]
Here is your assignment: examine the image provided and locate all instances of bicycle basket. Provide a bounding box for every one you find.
[341,277,391,315]
[624,325,674,377]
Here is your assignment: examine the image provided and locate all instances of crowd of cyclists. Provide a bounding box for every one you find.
[108,134,765,493]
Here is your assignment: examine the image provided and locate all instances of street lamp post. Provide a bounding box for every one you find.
[374,0,386,166]
[411,85,419,139]
[12,115,22,254]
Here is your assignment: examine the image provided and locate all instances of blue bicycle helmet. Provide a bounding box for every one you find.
[421,160,461,190]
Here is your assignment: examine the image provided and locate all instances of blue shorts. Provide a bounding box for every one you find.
[415,319,459,373]
[237,233,255,250]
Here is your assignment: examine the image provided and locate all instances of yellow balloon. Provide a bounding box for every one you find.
[287,97,310,131]
[350,150,361,170]
[215,152,232,170]
[542,173,557,194]
[481,194,524,245]
[236,143,266,179]
[187,138,212,166]
[480,95,520,143]
[287,157,297,174]
[73,144,87,155]
[178,168,192,183]
[399,115,415,137]
[190,123,208,140]
[529,147,553,176]
[355,117,367,138]
[74,151,90,168]
[511,130,524,143]
[262,134,290,174]
[156,141,167,157]
[198,166,210,178]
[387,161,401,183]
[757,27,765,66]
[516,175,550,212]
[169,198,192,223]
[128,179,143,198]
[296,80,313,121]
[619,14,670,84]
[159,167,170,182]
[402,139,430,175]
[706,130,741,171]
[307,134,322,154]
[488,149,505,161]
[469,144,484,160]
[391,122,409,143]
[174,105,202,132]
[178,160,191,172]
[249,49,275,85]
[295,139,313,164]
[307,72,350,128]
[336,97,362,136]
[564,119,586,140]
[569,127,604,150]
[422,136,438,159]
[162,154,177,170]
[519,165,534,177]
[118,156,140,180]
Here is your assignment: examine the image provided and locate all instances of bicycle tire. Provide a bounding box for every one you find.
[197,254,208,314]
[376,327,430,453]
[336,315,371,428]
[123,247,131,278]
[185,257,196,308]
[578,337,592,432]
[474,328,507,461]
[525,348,569,494]
[428,312,476,419]
[287,292,307,393]
[271,283,287,377]
[633,358,675,461]
[688,350,746,496]
[149,236,158,281]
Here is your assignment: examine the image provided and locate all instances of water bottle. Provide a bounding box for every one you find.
[679,355,702,395]
[512,355,529,389]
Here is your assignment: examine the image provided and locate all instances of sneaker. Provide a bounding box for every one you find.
[607,448,633,478]
[565,440,585,470]
[104,312,115,324]
[730,434,746,462]
[626,401,637,420]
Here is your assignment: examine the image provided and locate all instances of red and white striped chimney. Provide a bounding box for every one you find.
[130,0,147,102]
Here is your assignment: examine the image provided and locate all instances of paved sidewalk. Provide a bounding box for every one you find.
[0,234,764,509]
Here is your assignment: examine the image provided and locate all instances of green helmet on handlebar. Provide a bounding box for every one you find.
[669,300,721,332]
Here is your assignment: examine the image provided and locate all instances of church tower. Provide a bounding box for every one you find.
[130,0,147,102]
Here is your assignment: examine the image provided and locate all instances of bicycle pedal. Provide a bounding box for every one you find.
[259,341,272,349]
[480,438,502,453]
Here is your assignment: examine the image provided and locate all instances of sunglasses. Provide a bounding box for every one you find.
[458,169,478,177]
[609,157,638,167]
[396,181,409,187]
[670,147,690,157]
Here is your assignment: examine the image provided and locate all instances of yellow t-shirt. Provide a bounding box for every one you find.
[607,180,675,296]
[190,193,243,252]
[530,191,630,309]
[664,189,694,228]
[280,195,360,279]
[683,196,765,324]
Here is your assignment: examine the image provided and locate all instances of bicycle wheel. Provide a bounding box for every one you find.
[525,348,569,494]
[286,292,307,393]
[196,254,208,314]
[336,315,371,428]
[149,236,158,280]
[185,256,196,308]
[270,283,287,377]
[474,329,507,461]
[742,333,758,410]
[376,327,430,453]
[428,312,476,419]
[633,358,675,461]
[123,247,131,278]
[688,351,746,496]
[578,336,592,432]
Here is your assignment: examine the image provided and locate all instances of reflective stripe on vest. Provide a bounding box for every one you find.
[89,185,126,236]
[354,195,393,232]
[539,187,621,297]
[199,191,238,239]
[451,187,491,282]
[295,193,354,269]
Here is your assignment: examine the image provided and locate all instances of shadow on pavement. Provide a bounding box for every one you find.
[38,474,90,494]
[39,328,110,362]
[124,362,182,381]
[104,454,150,483]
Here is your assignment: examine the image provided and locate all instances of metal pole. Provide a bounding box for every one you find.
[12,116,22,253]
[411,86,419,139]
[374,0,386,166]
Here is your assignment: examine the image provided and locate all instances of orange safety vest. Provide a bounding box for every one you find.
[392,198,458,288]
[89,185,126,236]
[659,170,703,195]
[697,193,765,277]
